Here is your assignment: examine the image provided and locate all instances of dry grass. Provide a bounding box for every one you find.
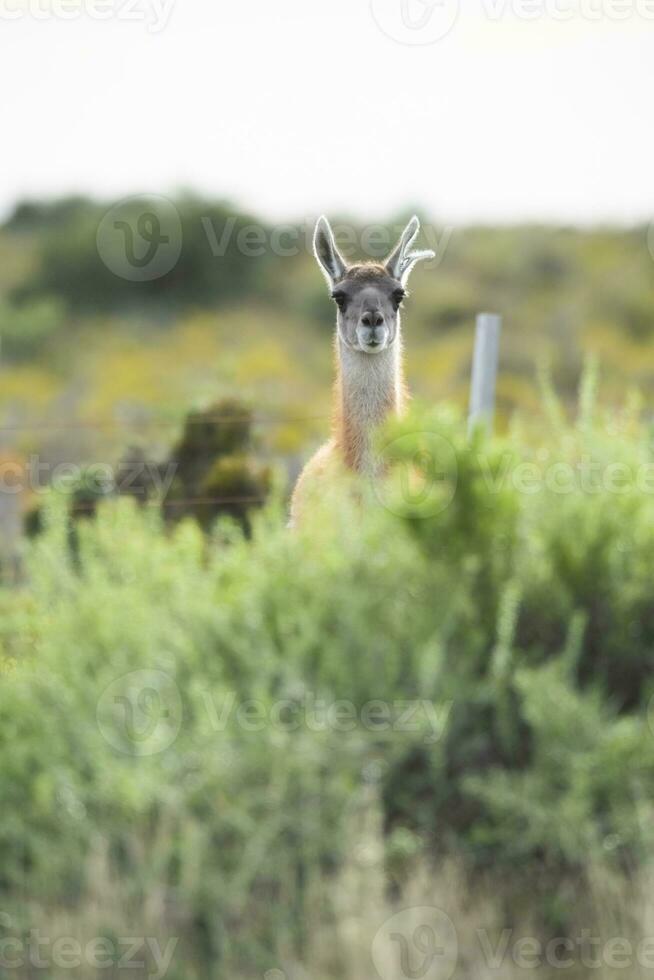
[5,792,654,979]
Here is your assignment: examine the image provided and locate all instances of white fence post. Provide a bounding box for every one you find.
[468,312,502,436]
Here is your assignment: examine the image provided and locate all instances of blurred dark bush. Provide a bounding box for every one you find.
[25,400,271,539]
[163,398,271,532]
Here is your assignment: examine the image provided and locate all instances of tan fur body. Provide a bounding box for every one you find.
[290,330,408,527]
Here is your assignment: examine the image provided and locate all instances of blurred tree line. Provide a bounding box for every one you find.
[2,195,653,371]
[7,196,278,312]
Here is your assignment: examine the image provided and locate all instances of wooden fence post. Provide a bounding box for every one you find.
[468,313,502,436]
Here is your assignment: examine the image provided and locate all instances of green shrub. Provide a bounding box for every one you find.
[2,397,654,975]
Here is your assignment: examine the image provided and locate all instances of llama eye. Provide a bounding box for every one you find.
[332,293,347,311]
[392,290,406,309]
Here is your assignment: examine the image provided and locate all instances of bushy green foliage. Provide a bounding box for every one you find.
[2,400,654,975]
[0,497,428,977]
[375,396,654,869]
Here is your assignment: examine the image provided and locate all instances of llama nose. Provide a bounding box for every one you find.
[361,311,384,328]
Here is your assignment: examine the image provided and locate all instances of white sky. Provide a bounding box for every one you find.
[1,0,654,225]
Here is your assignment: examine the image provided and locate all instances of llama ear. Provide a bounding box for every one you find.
[313,216,347,287]
[386,215,436,284]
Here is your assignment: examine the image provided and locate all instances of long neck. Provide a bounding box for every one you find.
[332,328,407,472]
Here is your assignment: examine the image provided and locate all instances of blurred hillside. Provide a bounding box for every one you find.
[1,195,654,481]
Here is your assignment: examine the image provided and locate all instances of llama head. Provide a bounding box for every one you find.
[313,215,435,355]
